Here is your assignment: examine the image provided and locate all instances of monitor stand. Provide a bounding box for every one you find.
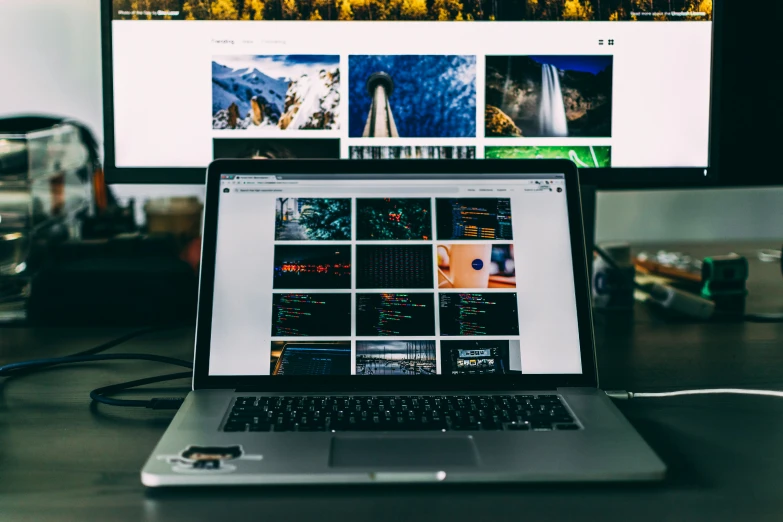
[581,185,597,280]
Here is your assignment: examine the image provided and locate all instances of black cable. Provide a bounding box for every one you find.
[90,372,191,409]
[0,353,192,377]
[71,326,161,357]
[0,326,162,378]
[0,327,193,410]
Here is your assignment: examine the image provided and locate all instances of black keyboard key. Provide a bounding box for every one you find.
[420,419,447,430]
[530,421,554,431]
[555,423,580,430]
[297,424,326,432]
[452,420,480,430]
[273,419,296,432]
[479,419,501,430]
[506,422,529,430]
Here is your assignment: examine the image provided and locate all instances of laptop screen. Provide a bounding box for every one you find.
[207,173,582,378]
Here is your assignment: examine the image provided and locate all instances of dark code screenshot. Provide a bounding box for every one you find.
[436,198,513,240]
[438,293,520,336]
[271,293,352,337]
[270,342,352,376]
[356,293,436,336]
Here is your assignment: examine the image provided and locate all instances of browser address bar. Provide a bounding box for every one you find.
[233,185,462,194]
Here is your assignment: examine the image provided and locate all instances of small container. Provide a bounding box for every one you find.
[144,196,203,248]
[592,243,635,311]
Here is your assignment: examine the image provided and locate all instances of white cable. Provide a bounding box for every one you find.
[631,388,783,399]
[589,145,599,168]
[568,149,590,168]
[758,249,781,263]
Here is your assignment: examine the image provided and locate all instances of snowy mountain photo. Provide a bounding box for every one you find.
[349,55,477,138]
[212,55,340,131]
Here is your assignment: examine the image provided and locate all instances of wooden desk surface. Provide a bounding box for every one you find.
[1,242,782,522]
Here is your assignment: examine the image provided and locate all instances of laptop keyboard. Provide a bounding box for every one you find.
[223,395,579,432]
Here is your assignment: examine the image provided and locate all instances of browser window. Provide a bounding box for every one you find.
[207,173,582,377]
[109,1,713,170]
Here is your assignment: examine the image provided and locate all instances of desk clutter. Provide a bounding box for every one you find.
[0,116,199,325]
[593,244,782,322]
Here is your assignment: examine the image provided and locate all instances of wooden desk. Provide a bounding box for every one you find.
[1,242,782,521]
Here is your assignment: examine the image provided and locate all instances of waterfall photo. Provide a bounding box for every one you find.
[348,55,477,138]
[485,55,613,138]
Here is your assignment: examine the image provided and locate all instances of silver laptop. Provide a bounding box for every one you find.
[141,159,665,486]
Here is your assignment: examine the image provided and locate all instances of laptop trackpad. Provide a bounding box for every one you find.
[330,436,478,468]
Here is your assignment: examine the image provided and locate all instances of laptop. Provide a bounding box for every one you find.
[141,159,665,486]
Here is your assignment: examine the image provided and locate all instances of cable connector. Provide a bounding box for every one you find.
[646,283,715,320]
[604,390,632,400]
[148,397,185,410]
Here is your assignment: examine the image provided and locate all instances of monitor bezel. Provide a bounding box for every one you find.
[100,0,723,189]
[192,159,598,391]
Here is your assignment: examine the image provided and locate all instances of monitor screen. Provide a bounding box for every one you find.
[106,1,717,184]
[206,172,582,378]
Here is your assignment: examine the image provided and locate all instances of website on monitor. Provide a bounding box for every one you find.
[207,174,582,377]
[110,1,713,170]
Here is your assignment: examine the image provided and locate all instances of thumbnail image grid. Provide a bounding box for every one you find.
[275,198,351,240]
[357,198,432,240]
[270,196,523,374]
[349,55,476,138]
[485,55,613,138]
[356,245,434,289]
[439,293,520,336]
[349,146,476,160]
[356,293,436,336]
[437,243,515,289]
[440,340,522,376]
[271,293,351,337]
[273,245,351,289]
[485,145,611,168]
[212,54,339,131]
[436,198,514,240]
[356,341,436,376]
[214,138,340,159]
[270,341,351,376]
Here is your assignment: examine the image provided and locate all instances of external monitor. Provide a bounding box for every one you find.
[102,0,721,187]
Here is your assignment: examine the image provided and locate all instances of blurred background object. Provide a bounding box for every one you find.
[0,115,198,325]
[144,196,203,250]
[0,116,93,321]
